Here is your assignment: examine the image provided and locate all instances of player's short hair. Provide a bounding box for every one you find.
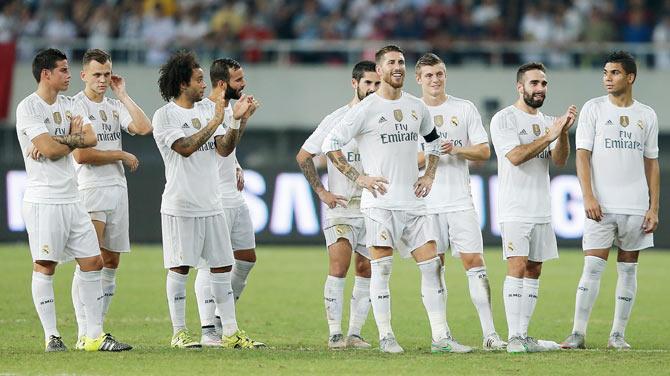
[158,50,200,101]
[210,58,241,86]
[82,49,111,66]
[352,60,376,81]
[375,45,404,64]
[605,51,637,79]
[516,62,546,83]
[32,48,67,83]
[415,53,445,75]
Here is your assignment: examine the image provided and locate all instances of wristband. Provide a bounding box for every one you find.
[229,118,241,130]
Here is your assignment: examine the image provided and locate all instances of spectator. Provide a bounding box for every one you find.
[653,13,670,69]
[142,3,176,65]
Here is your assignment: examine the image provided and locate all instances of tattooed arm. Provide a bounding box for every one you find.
[296,148,347,208]
[29,115,96,160]
[215,95,258,157]
[414,154,438,197]
[326,150,388,198]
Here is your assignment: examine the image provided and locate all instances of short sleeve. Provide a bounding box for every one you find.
[322,102,366,154]
[16,101,48,141]
[118,103,134,135]
[575,101,595,151]
[466,102,488,145]
[152,107,186,149]
[644,110,659,159]
[302,112,335,155]
[490,112,520,156]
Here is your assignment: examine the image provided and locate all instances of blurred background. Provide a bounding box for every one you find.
[0,0,669,247]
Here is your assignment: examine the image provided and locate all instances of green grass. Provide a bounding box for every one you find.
[0,244,668,375]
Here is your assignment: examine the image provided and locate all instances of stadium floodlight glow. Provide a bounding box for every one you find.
[269,172,320,235]
[551,174,585,238]
[6,170,27,232]
[241,169,269,233]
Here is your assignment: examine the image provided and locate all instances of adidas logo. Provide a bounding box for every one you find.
[44,118,50,124]
[606,120,613,125]
[89,115,96,120]
[379,116,387,123]
[182,123,189,129]
[519,129,527,135]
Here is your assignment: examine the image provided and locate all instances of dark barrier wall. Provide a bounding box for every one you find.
[1,129,669,247]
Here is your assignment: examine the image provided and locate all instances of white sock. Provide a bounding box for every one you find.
[611,262,638,337]
[572,256,606,334]
[32,271,59,339]
[347,276,371,337]
[76,269,104,339]
[466,266,496,337]
[101,267,116,318]
[324,275,345,336]
[232,260,255,301]
[71,265,86,339]
[439,264,447,303]
[166,270,188,335]
[418,257,449,341]
[503,276,523,340]
[194,269,216,329]
[210,272,238,337]
[370,256,394,340]
[519,278,540,338]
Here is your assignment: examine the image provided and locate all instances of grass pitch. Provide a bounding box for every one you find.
[0,244,668,375]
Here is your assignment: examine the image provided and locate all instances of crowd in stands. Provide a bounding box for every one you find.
[2,0,670,67]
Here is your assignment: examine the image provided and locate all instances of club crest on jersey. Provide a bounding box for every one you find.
[434,115,444,127]
[507,242,514,252]
[65,110,73,121]
[192,118,202,129]
[41,244,50,255]
[532,123,541,136]
[335,225,348,236]
[53,112,62,125]
[100,110,108,122]
[451,116,459,127]
[112,110,119,121]
[637,120,644,129]
[411,110,418,120]
[393,109,403,122]
[620,116,629,127]
[380,230,389,241]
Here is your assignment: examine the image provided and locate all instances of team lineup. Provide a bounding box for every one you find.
[16,45,659,354]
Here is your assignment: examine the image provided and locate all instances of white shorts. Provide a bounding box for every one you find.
[323,217,370,259]
[80,186,130,253]
[500,222,558,262]
[583,214,653,251]
[427,209,483,258]
[363,208,434,259]
[223,203,256,251]
[161,214,233,269]
[22,201,100,263]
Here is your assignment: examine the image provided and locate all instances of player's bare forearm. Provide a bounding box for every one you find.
[645,157,660,212]
[214,128,241,157]
[505,135,552,166]
[172,121,219,157]
[454,143,491,161]
[73,148,125,166]
[297,149,325,193]
[120,96,153,135]
[424,154,439,179]
[53,133,89,149]
[326,150,361,182]
[551,132,570,167]
[417,152,426,169]
[576,149,595,198]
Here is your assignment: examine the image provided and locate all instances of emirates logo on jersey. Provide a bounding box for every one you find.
[434,115,444,127]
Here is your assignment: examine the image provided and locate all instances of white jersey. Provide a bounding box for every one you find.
[490,105,556,223]
[575,95,659,216]
[72,91,134,190]
[201,98,245,208]
[420,95,489,214]
[152,101,222,217]
[303,104,363,219]
[322,91,434,211]
[15,93,81,204]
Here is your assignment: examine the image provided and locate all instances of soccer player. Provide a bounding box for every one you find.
[415,53,506,351]
[16,48,130,352]
[296,60,380,349]
[193,58,263,346]
[152,50,262,349]
[70,48,153,349]
[490,62,576,353]
[561,51,659,350]
[322,45,472,354]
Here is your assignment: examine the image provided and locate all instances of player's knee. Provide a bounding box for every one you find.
[355,258,371,278]
[211,265,232,273]
[329,262,349,278]
[461,253,484,270]
[524,262,542,279]
[234,249,256,263]
[78,255,103,272]
[101,252,120,269]
[617,250,639,263]
[33,260,57,275]
[170,266,190,275]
